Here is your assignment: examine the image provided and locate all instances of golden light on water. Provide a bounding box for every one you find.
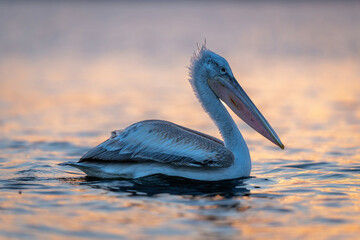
[1,1,360,239]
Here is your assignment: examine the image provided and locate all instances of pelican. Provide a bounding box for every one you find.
[70,45,284,181]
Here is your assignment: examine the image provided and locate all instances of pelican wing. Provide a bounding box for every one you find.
[79,120,234,168]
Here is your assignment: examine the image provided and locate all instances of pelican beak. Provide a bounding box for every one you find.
[208,76,284,149]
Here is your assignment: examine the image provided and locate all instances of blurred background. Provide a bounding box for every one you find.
[1,1,359,151]
[0,1,360,239]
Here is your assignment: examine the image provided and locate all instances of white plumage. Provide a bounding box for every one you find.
[79,120,234,168]
[70,45,284,181]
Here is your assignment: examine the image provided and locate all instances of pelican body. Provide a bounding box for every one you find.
[71,46,284,181]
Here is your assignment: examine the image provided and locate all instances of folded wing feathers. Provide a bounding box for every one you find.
[79,120,234,168]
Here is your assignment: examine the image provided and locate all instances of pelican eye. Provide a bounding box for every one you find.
[220,67,226,74]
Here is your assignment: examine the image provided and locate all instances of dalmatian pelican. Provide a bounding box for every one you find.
[70,45,284,181]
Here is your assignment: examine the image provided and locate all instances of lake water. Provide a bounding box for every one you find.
[1,1,360,239]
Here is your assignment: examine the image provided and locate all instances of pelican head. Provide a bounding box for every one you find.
[190,46,284,149]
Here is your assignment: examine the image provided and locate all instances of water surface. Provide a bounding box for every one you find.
[1,1,360,239]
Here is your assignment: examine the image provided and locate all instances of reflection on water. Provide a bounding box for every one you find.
[1,1,360,239]
[62,176,250,197]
